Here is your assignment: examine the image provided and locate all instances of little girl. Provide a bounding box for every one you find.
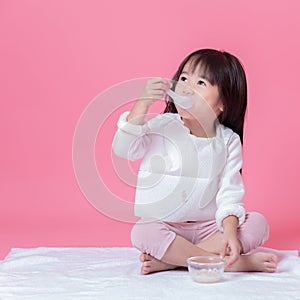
[112,49,278,275]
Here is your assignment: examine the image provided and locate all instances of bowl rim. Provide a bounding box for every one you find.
[186,255,225,266]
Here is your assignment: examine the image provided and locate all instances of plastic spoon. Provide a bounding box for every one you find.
[167,89,193,109]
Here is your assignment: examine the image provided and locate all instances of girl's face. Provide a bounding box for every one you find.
[174,60,223,120]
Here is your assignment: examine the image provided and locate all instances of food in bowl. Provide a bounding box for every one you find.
[186,256,225,283]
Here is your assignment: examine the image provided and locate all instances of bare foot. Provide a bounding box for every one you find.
[226,252,278,273]
[139,253,177,275]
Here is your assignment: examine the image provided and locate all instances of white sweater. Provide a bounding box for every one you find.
[112,112,245,231]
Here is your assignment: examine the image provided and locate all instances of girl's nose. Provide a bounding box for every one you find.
[182,84,194,96]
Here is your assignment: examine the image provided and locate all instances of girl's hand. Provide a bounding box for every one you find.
[220,232,242,267]
[138,77,172,108]
[127,78,172,125]
[220,215,241,267]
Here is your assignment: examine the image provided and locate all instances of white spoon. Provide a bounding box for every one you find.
[167,89,193,109]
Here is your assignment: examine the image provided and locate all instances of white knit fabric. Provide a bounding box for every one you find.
[112,112,245,231]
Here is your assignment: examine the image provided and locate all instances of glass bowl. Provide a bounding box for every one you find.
[186,256,225,283]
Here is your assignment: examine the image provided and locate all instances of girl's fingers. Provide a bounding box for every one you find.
[140,78,172,101]
[139,92,166,99]
[148,78,172,91]
[226,256,234,267]
[150,77,171,85]
[220,243,228,260]
[225,245,240,267]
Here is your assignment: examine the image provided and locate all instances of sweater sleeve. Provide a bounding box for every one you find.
[215,133,246,231]
[112,111,151,161]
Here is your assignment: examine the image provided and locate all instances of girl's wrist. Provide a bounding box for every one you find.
[127,100,151,124]
[135,98,153,109]
[222,215,238,232]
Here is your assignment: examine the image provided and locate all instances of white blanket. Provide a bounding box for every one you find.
[0,247,299,300]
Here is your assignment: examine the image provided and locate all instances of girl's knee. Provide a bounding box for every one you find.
[131,222,148,247]
[239,212,270,253]
[131,220,175,259]
[131,221,163,250]
[247,212,269,239]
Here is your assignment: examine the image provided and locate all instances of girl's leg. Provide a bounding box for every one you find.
[237,212,270,253]
[141,249,277,274]
[161,212,276,273]
[131,220,212,274]
[132,213,277,274]
[139,235,212,275]
[196,212,270,254]
[138,232,277,274]
[195,212,277,272]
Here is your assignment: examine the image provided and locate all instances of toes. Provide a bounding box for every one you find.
[141,262,152,275]
[139,253,146,262]
[265,263,277,271]
[264,259,277,273]
[266,266,277,273]
[140,253,152,262]
[266,254,278,268]
[144,254,153,261]
[270,254,278,263]
[143,261,152,267]
[141,266,150,275]
[265,253,278,263]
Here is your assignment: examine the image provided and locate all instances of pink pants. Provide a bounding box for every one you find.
[131,212,269,260]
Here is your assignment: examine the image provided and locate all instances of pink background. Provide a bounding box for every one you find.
[1,0,300,259]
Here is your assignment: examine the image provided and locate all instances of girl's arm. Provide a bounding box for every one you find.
[220,215,242,267]
[127,78,172,125]
[112,78,171,160]
[215,132,245,266]
[215,133,245,231]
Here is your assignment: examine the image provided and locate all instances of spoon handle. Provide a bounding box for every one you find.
[166,90,193,109]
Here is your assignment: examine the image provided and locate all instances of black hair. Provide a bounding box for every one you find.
[164,49,247,144]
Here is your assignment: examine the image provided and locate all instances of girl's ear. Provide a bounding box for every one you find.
[218,102,224,112]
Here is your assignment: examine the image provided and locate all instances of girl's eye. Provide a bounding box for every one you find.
[180,76,188,82]
[198,80,206,86]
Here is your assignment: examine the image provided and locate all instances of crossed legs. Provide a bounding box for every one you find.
[131,213,277,275]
